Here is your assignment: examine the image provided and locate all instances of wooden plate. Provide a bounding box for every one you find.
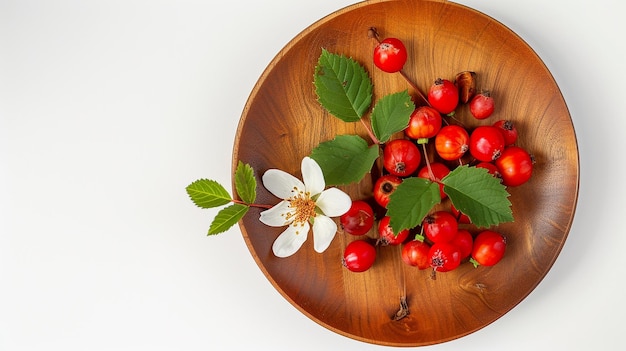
[232,0,578,346]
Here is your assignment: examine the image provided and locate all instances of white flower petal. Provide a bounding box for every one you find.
[259,200,293,227]
[312,215,338,253]
[315,188,352,217]
[272,222,310,258]
[301,157,325,197]
[262,169,305,200]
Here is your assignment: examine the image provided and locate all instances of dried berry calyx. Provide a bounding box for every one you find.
[455,70,477,104]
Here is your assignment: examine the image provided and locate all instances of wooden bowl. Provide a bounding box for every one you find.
[232,0,578,346]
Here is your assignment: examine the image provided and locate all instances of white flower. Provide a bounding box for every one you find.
[259,157,351,258]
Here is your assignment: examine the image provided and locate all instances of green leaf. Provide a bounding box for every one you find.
[208,203,249,235]
[442,165,513,228]
[314,49,373,122]
[370,90,414,143]
[234,161,257,204]
[386,177,441,234]
[186,179,232,208]
[310,134,380,186]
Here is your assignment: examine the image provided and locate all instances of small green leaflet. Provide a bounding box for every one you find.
[370,90,414,143]
[386,177,441,234]
[234,161,256,204]
[314,49,373,122]
[442,165,513,228]
[310,134,380,186]
[209,204,249,235]
[186,179,232,208]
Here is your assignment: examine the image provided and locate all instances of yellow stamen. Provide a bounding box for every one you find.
[286,188,317,229]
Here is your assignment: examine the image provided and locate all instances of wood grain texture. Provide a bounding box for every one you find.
[231,0,578,346]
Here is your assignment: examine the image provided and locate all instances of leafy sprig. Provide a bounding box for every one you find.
[186,161,266,235]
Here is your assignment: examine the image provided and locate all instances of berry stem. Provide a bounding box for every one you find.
[421,143,436,182]
[399,70,430,106]
[446,113,467,129]
[360,117,380,144]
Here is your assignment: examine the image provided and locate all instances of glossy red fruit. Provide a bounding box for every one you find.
[469,125,505,162]
[373,174,402,208]
[340,200,375,236]
[377,216,410,246]
[383,139,421,177]
[342,240,377,272]
[495,146,533,187]
[450,229,473,260]
[434,125,469,161]
[471,230,506,267]
[450,204,471,224]
[428,78,459,115]
[429,242,461,272]
[404,106,442,141]
[373,38,408,73]
[417,162,450,199]
[475,161,501,180]
[492,119,518,146]
[469,91,495,119]
[422,211,458,244]
[401,240,431,269]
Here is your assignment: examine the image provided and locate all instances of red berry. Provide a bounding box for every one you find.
[435,125,469,161]
[404,106,442,141]
[373,174,402,208]
[401,240,431,269]
[342,240,377,272]
[495,146,533,187]
[475,161,501,179]
[340,200,375,236]
[429,242,461,272]
[428,78,459,115]
[469,91,495,119]
[383,139,421,177]
[492,119,518,146]
[450,229,473,260]
[373,38,408,73]
[450,204,471,224]
[377,215,410,246]
[469,125,505,162]
[422,211,458,244]
[471,230,506,267]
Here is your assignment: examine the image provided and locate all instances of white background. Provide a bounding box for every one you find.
[1,0,624,350]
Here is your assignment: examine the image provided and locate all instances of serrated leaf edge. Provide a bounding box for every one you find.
[234,161,257,204]
[310,134,380,186]
[387,177,441,234]
[370,90,414,143]
[186,179,232,209]
[314,49,373,122]
[208,204,250,235]
[442,166,513,228]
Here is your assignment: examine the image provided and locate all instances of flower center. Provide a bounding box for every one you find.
[285,187,317,225]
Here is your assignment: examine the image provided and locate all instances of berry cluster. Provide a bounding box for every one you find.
[340,34,534,274]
